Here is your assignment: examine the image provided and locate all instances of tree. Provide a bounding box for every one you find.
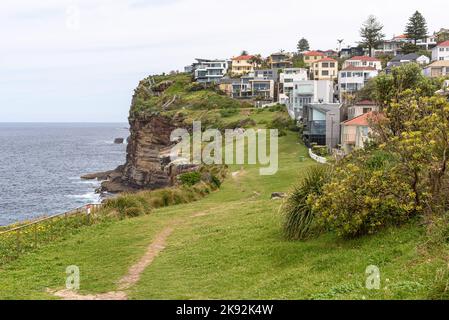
[405,11,428,44]
[401,43,420,55]
[297,38,310,53]
[360,15,385,57]
[436,29,449,43]
[240,50,249,56]
[249,54,263,66]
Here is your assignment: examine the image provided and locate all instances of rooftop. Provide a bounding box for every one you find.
[232,55,255,61]
[315,57,337,63]
[347,56,381,62]
[437,40,449,47]
[427,60,449,67]
[342,112,373,126]
[304,51,325,57]
[341,65,377,71]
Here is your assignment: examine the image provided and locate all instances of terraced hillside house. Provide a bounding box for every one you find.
[231,55,259,76]
[338,66,378,102]
[192,58,230,83]
[287,80,334,120]
[303,51,325,66]
[432,41,449,61]
[302,103,343,150]
[278,68,308,105]
[343,56,382,71]
[310,57,338,81]
[268,52,293,69]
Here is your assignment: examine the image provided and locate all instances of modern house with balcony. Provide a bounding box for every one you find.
[341,112,375,154]
[268,52,293,69]
[287,80,334,120]
[338,66,378,102]
[278,68,308,104]
[302,103,343,150]
[343,56,382,71]
[192,58,230,83]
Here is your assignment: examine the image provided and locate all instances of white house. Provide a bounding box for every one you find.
[278,68,308,104]
[287,80,334,119]
[343,56,382,71]
[338,66,378,101]
[193,58,229,83]
[341,112,374,154]
[432,41,449,61]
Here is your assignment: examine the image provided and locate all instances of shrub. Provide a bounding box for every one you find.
[312,150,416,238]
[125,207,144,218]
[219,108,238,117]
[179,172,202,186]
[282,165,331,240]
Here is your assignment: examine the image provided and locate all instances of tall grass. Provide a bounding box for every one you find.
[282,165,331,240]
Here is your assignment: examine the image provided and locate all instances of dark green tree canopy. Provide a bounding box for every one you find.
[360,15,385,57]
[405,11,428,44]
[297,38,310,53]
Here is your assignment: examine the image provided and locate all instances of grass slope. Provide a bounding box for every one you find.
[0,132,447,300]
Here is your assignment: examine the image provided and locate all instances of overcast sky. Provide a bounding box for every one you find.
[1,0,447,122]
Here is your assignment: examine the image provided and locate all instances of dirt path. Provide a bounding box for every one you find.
[51,225,174,300]
[51,213,205,300]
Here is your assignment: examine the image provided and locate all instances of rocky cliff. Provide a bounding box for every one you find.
[83,73,244,194]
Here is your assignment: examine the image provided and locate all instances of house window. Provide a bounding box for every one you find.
[322,63,329,68]
[322,70,329,76]
[440,48,445,52]
[330,63,335,67]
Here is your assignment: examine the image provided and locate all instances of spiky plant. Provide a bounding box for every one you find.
[282,165,331,240]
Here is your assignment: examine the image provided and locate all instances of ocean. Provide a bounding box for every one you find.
[0,123,128,226]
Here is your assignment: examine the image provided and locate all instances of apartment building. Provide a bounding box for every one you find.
[192,58,229,83]
[287,80,334,119]
[231,55,259,76]
[338,66,378,101]
[310,57,338,81]
[432,41,449,61]
[343,56,382,71]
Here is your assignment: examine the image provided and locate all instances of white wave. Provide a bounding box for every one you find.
[66,192,100,203]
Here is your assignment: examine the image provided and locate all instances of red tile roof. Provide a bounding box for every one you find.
[341,66,377,71]
[342,112,373,126]
[316,57,337,63]
[393,34,408,40]
[304,51,325,57]
[438,40,449,47]
[347,55,381,62]
[232,55,255,61]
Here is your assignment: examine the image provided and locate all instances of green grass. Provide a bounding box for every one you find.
[0,132,448,300]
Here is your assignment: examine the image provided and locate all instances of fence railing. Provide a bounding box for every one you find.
[309,148,327,164]
[0,203,104,265]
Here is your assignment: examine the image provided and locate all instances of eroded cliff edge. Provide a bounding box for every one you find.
[83,73,246,194]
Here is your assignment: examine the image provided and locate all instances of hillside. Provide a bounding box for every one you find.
[0,125,448,299]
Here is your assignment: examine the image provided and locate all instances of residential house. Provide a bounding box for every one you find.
[338,66,378,101]
[268,52,293,69]
[375,34,411,56]
[432,41,449,61]
[250,78,275,101]
[436,80,449,98]
[343,56,382,71]
[341,112,375,154]
[347,100,378,120]
[230,75,254,98]
[192,58,230,83]
[303,51,325,66]
[287,80,334,119]
[423,60,449,78]
[323,50,338,57]
[310,58,338,81]
[278,68,308,104]
[231,55,259,76]
[218,78,234,96]
[340,47,365,59]
[385,53,430,73]
[254,69,278,80]
[302,103,343,150]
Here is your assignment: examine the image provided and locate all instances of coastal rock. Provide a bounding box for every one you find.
[114,138,125,144]
[271,192,287,200]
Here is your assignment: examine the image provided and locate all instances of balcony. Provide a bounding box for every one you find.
[304,120,326,135]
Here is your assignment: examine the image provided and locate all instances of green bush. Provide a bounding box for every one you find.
[179,172,202,186]
[312,150,416,238]
[282,166,331,240]
[219,108,239,117]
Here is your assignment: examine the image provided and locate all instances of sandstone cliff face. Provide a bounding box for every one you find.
[121,115,178,190]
